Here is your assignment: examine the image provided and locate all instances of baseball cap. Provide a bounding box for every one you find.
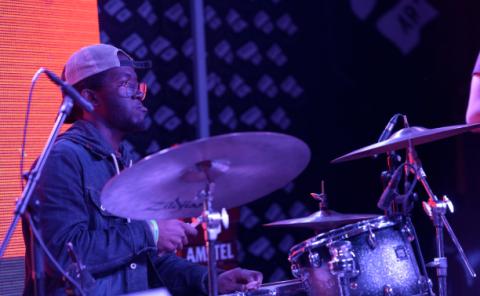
[65,44,151,85]
[63,44,151,122]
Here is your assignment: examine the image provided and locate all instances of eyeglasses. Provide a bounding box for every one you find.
[118,81,148,101]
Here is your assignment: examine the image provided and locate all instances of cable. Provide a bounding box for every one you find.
[20,68,46,190]
[26,213,86,296]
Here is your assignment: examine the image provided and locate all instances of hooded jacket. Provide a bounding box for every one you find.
[23,120,208,295]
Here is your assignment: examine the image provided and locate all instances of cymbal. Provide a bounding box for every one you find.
[332,123,480,163]
[101,132,311,220]
[264,210,379,231]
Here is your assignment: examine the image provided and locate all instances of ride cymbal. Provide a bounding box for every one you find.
[101,132,311,220]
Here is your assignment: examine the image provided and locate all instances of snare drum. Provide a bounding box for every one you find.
[289,216,429,296]
[220,279,307,296]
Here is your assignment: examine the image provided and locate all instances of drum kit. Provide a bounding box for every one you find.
[101,116,479,296]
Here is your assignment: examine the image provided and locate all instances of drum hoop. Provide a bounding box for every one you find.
[288,215,397,262]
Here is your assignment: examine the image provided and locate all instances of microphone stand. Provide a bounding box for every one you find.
[0,96,91,296]
[0,96,85,296]
[407,142,476,296]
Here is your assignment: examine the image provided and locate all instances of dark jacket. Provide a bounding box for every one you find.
[23,120,208,295]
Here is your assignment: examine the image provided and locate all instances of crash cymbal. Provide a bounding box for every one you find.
[332,123,480,163]
[101,132,311,220]
[264,210,379,231]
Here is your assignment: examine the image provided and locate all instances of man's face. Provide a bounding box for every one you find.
[93,57,148,133]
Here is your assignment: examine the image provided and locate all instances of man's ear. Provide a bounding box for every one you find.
[81,89,99,105]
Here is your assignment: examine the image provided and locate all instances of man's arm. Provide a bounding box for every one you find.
[151,253,263,295]
[150,252,208,295]
[35,142,155,275]
[466,74,480,124]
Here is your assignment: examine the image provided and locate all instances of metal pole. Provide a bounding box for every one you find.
[433,208,447,296]
[190,0,210,139]
[201,182,220,296]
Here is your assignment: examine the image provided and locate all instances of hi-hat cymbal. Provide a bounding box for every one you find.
[101,132,311,220]
[332,123,480,163]
[264,210,378,232]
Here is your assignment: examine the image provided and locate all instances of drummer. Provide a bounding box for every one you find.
[22,44,262,295]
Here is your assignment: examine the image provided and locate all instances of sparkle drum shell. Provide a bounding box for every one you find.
[289,216,428,296]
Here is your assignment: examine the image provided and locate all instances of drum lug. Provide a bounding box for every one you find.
[291,263,301,279]
[418,276,434,294]
[349,281,358,290]
[383,284,393,296]
[367,227,377,249]
[308,251,322,268]
[401,224,415,242]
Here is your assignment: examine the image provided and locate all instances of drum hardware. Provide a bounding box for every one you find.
[377,163,406,214]
[196,179,229,296]
[422,193,477,292]
[381,164,421,288]
[289,216,426,295]
[327,240,359,296]
[311,180,328,210]
[308,249,322,268]
[400,223,415,242]
[406,141,476,296]
[366,226,376,249]
[333,118,480,296]
[291,263,301,279]
[383,284,393,296]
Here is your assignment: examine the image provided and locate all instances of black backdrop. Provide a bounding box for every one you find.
[98,1,480,294]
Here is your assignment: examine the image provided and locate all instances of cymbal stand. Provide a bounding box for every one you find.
[195,165,229,296]
[407,142,476,296]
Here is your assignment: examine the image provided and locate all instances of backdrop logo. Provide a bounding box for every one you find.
[350,0,438,54]
[377,0,438,54]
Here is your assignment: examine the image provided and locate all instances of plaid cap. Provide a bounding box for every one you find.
[64,44,151,85]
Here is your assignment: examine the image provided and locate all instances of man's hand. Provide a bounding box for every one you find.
[217,267,263,293]
[156,219,197,254]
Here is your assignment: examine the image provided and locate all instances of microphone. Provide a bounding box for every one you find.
[377,114,402,142]
[44,69,94,112]
[377,167,403,211]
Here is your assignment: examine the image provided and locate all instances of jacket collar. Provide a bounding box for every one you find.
[59,120,132,164]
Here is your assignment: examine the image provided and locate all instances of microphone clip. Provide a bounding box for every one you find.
[377,166,403,214]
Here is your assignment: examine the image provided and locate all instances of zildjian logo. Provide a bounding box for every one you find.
[149,196,203,211]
